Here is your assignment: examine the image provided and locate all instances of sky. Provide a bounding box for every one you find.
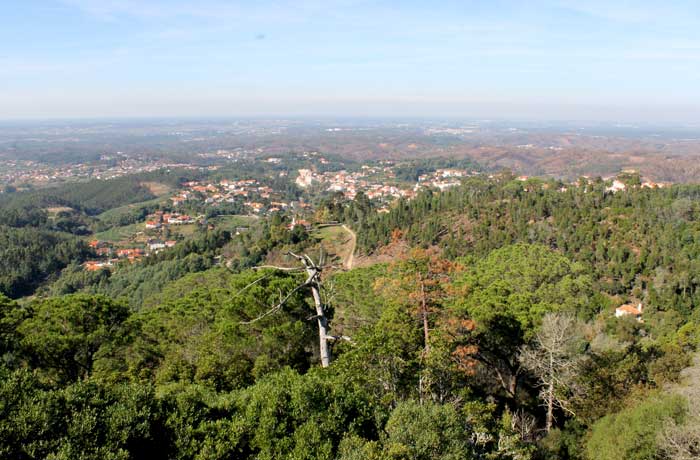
[2,0,700,122]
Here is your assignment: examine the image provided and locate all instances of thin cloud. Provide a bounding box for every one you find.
[554,0,699,25]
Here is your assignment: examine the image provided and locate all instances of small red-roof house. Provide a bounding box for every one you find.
[288,217,311,231]
[116,248,144,259]
[84,260,113,271]
[96,247,112,257]
[615,303,643,320]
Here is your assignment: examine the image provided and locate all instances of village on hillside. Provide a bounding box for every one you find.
[80,153,665,273]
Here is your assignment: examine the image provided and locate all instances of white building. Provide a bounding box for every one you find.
[606,180,626,193]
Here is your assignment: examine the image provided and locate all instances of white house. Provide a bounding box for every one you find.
[606,180,626,193]
[149,242,167,251]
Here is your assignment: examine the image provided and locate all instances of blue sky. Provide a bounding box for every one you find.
[2,0,700,121]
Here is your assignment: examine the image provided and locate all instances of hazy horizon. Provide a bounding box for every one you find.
[3,1,700,122]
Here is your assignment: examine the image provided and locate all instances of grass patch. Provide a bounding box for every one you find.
[208,215,258,231]
[93,222,144,243]
[170,223,198,237]
[312,225,354,263]
[45,206,75,216]
[96,196,166,221]
[140,181,172,196]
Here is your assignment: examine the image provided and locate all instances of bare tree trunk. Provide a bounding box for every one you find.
[490,363,519,400]
[247,252,342,368]
[418,275,430,402]
[309,275,331,368]
[545,381,554,432]
[293,251,332,368]
[418,374,424,405]
[508,373,518,399]
[418,274,430,352]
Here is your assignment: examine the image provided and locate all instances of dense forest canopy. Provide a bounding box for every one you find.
[331,174,700,324]
[0,226,89,298]
[1,170,700,459]
[0,169,204,241]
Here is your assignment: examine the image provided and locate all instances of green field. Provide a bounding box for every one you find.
[92,214,256,245]
[311,225,355,266]
[91,213,258,243]
[208,214,258,231]
[93,222,145,242]
[171,223,199,237]
[96,195,167,221]
[94,222,204,243]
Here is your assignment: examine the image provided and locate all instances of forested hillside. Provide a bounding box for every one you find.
[333,173,700,322]
[1,174,700,459]
[0,169,201,226]
[0,172,184,297]
[0,226,89,298]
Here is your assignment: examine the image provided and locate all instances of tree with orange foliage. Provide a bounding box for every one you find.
[387,247,454,354]
[385,247,459,401]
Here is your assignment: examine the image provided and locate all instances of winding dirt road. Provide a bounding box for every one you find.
[341,224,356,270]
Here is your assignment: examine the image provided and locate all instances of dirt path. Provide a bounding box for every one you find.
[341,224,357,270]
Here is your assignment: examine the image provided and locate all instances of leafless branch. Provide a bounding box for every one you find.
[325,335,354,343]
[231,272,273,298]
[253,265,306,272]
[239,280,309,325]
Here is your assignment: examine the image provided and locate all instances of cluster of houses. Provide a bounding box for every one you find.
[604,179,665,193]
[83,238,178,271]
[168,179,287,215]
[416,168,475,191]
[513,173,666,195]
[83,240,142,271]
[145,211,196,229]
[88,240,112,257]
[2,157,193,187]
[115,248,145,260]
[365,184,416,200]
[170,190,193,206]
[296,166,476,202]
[296,167,417,201]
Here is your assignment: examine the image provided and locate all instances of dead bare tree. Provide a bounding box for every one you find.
[519,313,586,432]
[658,355,700,460]
[510,408,538,442]
[239,251,349,368]
[291,251,333,367]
